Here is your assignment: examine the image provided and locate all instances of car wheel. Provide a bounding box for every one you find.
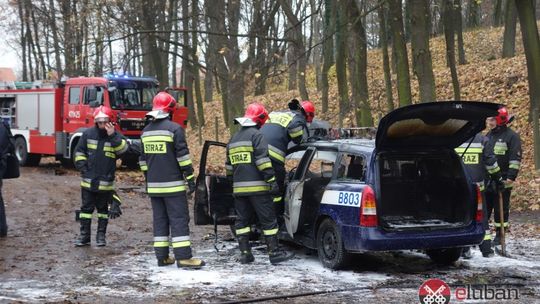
[317,218,349,269]
[426,247,462,265]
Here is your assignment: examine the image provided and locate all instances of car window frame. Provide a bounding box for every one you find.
[334,152,368,183]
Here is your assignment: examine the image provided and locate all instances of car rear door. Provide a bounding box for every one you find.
[284,146,317,237]
[194,141,234,225]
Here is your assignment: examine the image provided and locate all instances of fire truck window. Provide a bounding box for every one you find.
[69,87,81,105]
[83,87,104,106]
[337,154,365,181]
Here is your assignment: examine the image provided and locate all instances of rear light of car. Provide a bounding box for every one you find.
[475,185,483,222]
[360,185,378,227]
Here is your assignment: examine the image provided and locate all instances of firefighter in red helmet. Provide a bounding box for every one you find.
[485,106,522,247]
[226,103,294,265]
[139,92,205,269]
[74,105,128,247]
[260,99,314,228]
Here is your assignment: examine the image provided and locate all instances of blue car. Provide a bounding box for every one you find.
[194,101,500,269]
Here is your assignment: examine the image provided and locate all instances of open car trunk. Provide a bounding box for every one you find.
[378,151,474,231]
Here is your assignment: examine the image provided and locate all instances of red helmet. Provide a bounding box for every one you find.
[93,105,113,123]
[301,100,315,123]
[152,92,177,113]
[496,106,509,126]
[244,103,268,126]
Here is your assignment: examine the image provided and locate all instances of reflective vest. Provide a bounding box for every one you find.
[486,126,522,184]
[74,126,128,192]
[226,124,275,196]
[455,133,500,191]
[139,118,194,197]
[260,110,307,164]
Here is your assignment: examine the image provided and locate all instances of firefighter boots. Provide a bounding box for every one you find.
[157,257,175,267]
[238,235,254,264]
[266,235,294,265]
[177,258,206,269]
[75,219,91,247]
[479,240,495,258]
[96,218,108,246]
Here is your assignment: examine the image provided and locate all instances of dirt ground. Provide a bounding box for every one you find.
[1,159,539,303]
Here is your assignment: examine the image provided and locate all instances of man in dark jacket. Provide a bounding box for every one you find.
[74,105,127,246]
[485,106,522,245]
[0,121,16,237]
[455,132,501,258]
[226,103,294,265]
[139,92,205,269]
[260,99,314,221]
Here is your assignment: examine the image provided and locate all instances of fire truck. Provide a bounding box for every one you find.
[0,75,188,168]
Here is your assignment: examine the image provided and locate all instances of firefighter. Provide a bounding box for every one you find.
[0,120,17,237]
[485,107,522,246]
[139,92,205,269]
[455,132,501,258]
[74,106,128,247]
[226,103,294,265]
[260,99,315,221]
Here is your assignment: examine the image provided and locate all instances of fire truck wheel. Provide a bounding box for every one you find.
[14,137,41,166]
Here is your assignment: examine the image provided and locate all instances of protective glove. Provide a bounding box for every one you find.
[496,177,506,190]
[187,179,196,195]
[109,193,122,219]
[269,181,280,196]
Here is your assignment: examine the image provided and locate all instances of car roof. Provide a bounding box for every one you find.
[293,138,375,155]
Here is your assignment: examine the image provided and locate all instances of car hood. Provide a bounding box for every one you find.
[376,101,501,150]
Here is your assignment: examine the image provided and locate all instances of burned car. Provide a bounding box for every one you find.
[194,101,501,269]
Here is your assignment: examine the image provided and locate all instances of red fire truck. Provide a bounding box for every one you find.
[0,75,188,168]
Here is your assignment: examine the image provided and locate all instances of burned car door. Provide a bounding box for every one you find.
[284,146,317,237]
[194,141,235,225]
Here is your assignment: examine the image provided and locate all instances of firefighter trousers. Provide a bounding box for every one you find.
[0,180,7,236]
[151,194,192,260]
[80,188,111,220]
[271,161,286,216]
[234,194,278,238]
[485,188,511,228]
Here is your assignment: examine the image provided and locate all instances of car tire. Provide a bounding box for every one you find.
[317,218,349,269]
[426,247,462,265]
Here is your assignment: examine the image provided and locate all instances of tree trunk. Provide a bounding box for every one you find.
[349,1,372,127]
[454,0,467,64]
[515,0,540,168]
[502,0,518,58]
[192,0,205,126]
[335,0,348,128]
[493,0,503,26]
[388,0,412,106]
[410,0,436,103]
[311,0,323,92]
[182,0,198,127]
[29,0,46,79]
[279,0,309,100]
[49,0,62,78]
[321,0,335,113]
[379,3,394,111]
[172,0,179,86]
[444,0,461,100]
[466,0,481,28]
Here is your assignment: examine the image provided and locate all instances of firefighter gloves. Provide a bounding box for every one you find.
[269,181,280,196]
[109,194,122,219]
[188,179,196,195]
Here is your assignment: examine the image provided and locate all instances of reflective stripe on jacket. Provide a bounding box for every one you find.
[226,125,275,196]
[455,133,500,187]
[74,126,128,192]
[139,118,194,196]
[486,126,522,182]
[260,110,307,164]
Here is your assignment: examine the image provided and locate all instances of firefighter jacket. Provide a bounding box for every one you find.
[486,125,522,184]
[226,119,276,196]
[260,110,307,164]
[139,118,194,197]
[74,126,128,192]
[455,133,501,191]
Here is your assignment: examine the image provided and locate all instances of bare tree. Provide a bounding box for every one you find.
[378,3,394,111]
[388,0,412,106]
[443,0,461,100]
[502,0,518,58]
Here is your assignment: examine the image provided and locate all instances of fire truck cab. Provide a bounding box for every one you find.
[0,75,188,167]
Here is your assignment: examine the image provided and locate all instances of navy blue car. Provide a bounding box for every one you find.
[194,101,501,269]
